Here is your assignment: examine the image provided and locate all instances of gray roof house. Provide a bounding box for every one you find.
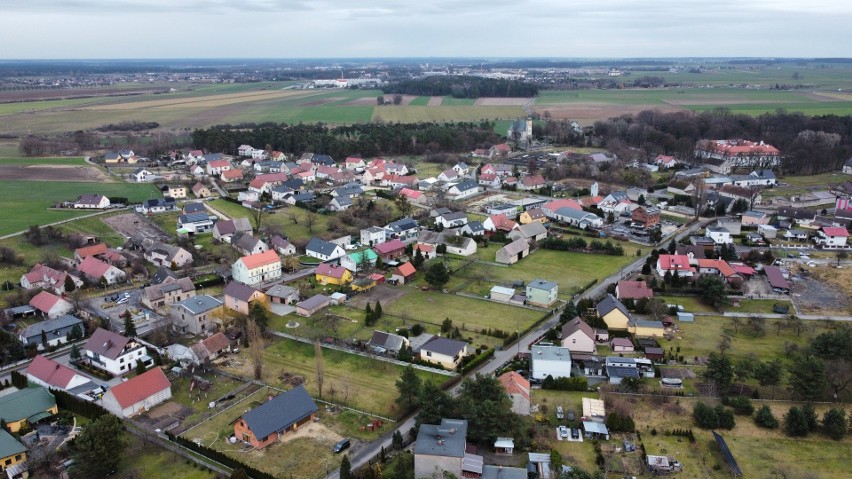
[235,385,318,449]
[305,237,345,261]
[367,331,410,355]
[19,315,84,347]
[495,238,530,264]
[414,419,472,479]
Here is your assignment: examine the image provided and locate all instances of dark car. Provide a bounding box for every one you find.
[571,428,580,439]
[333,438,351,453]
[567,409,576,421]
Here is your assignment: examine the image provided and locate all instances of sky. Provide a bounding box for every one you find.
[2,0,851,59]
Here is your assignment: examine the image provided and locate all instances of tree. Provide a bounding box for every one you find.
[412,249,425,269]
[693,401,719,428]
[424,262,450,289]
[64,275,76,293]
[667,239,677,254]
[698,275,728,309]
[415,382,453,427]
[822,408,847,440]
[68,324,83,341]
[123,313,137,338]
[315,339,325,399]
[802,402,818,433]
[40,330,48,349]
[754,405,778,429]
[305,212,317,234]
[754,359,783,399]
[70,414,126,479]
[230,470,250,479]
[788,355,828,401]
[395,365,421,409]
[748,316,766,336]
[70,343,81,361]
[249,201,267,232]
[457,375,518,442]
[246,319,264,380]
[374,301,383,319]
[394,195,413,217]
[250,302,269,332]
[836,251,848,267]
[339,454,352,479]
[135,360,147,375]
[705,352,733,395]
[783,407,809,437]
[560,302,578,324]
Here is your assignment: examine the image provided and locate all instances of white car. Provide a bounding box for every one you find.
[115,297,129,305]
[558,426,569,439]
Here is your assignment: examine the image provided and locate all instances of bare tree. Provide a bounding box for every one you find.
[286,210,300,225]
[305,212,317,233]
[249,202,267,232]
[718,334,731,354]
[314,339,325,399]
[690,178,706,220]
[730,317,743,334]
[246,319,264,380]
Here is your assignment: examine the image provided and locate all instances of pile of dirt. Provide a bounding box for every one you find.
[279,371,305,387]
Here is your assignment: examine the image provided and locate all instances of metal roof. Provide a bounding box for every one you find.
[414,419,468,458]
[240,386,318,441]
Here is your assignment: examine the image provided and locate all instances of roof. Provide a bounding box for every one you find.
[531,344,571,362]
[0,387,56,424]
[616,281,654,299]
[452,179,479,192]
[240,385,318,440]
[497,238,530,257]
[196,332,231,358]
[75,243,107,258]
[490,285,515,296]
[396,261,416,277]
[374,239,405,254]
[108,367,171,409]
[316,263,349,279]
[498,371,530,400]
[297,294,331,311]
[84,328,132,360]
[764,266,790,290]
[414,419,468,458]
[583,421,609,435]
[368,331,408,352]
[20,315,83,341]
[29,290,66,314]
[516,222,547,239]
[417,336,468,356]
[528,278,557,291]
[611,338,633,348]
[78,255,114,278]
[822,226,849,237]
[179,213,211,224]
[657,254,693,271]
[26,354,83,389]
[596,294,631,318]
[582,397,606,418]
[562,317,595,341]
[265,284,297,299]
[223,281,262,302]
[238,250,280,270]
[0,429,26,459]
[306,237,341,257]
[175,295,222,315]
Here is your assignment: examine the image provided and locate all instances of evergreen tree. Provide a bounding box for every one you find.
[40,330,48,348]
[822,408,847,440]
[754,405,778,429]
[374,301,383,319]
[783,407,810,437]
[71,414,126,478]
[339,454,352,479]
[123,313,137,338]
[135,360,147,375]
[395,365,422,408]
[802,402,818,432]
[70,344,81,361]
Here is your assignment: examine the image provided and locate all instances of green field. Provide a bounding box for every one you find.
[407,96,430,106]
[372,105,524,123]
[115,434,216,479]
[208,199,331,242]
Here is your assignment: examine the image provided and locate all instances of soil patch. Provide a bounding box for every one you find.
[0,164,113,182]
[474,97,531,106]
[103,213,170,242]
[426,96,443,106]
[347,283,408,309]
[280,421,343,445]
[791,265,852,315]
[348,95,417,106]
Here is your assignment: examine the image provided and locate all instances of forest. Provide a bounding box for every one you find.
[592,109,852,175]
[191,121,503,159]
[382,75,538,98]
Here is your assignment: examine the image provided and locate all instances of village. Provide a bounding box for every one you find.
[0,124,851,479]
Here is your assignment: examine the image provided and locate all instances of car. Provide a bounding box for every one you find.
[571,428,580,439]
[787,253,796,258]
[558,426,569,439]
[333,438,351,453]
[115,297,129,305]
[567,409,576,421]
[556,406,564,419]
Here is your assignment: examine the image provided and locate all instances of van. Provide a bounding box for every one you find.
[333,438,351,453]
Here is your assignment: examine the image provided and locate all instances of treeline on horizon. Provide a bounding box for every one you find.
[382,75,538,98]
[191,121,503,159]
[592,108,852,175]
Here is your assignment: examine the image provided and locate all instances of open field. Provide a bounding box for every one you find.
[115,434,216,479]
[372,105,525,123]
[208,199,331,243]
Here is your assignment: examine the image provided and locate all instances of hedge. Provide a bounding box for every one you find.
[459,348,494,373]
[166,432,276,479]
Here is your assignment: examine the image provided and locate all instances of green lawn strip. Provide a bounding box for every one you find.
[168,374,248,429]
[209,199,330,242]
[656,295,717,313]
[407,96,430,106]
[0,156,87,166]
[727,299,791,314]
[115,434,217,479]
[440,96,477,106]
[371,105,524,123]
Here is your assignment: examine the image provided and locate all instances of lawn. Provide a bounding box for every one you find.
[115,434,216,479]
[168,373,249,429]
[208,199,331,242]
[371,105,525,123]
[656,295,717,313]
[221,337,447,418]
[728,299,792,315]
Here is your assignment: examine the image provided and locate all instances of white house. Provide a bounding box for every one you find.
[26,354,91,392]
[434,211,468,229]
[447,180,481,199]
[305,237,346,261]
[132,168,152,182]
[237,145,254,156]
[705,226,733,245]
[74,194,110,209]
[178,213,214,234]
[101,367,172,417]
[19,315,84,349]
[416,336,469,370]
[231,250,282,286]
[207,159,232,176]
[815,227,849,247]
[530,344,572,381]
[84,328,152,376]
[28,291,74,319]
[360,226,387,246]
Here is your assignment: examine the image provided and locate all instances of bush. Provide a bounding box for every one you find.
[716,405,736,430]
[693,402,718,429]
[822,408,847,440]
[727,396,754,416]
[783,407,809,437]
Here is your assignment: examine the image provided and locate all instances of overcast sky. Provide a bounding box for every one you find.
[2,0,851,59]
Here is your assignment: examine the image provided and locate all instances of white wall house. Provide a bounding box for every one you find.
[530,344,572,381]
[83,328,151,376]
[100,367,172,417]
[231,250,282,286]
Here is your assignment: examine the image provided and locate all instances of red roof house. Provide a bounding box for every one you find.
[373,239,406,260]
[615,281,654,300]
[100,367,172,417]
[26,354,91,391]
[29,291,73,318]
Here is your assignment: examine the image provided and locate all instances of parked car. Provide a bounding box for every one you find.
[558,426,569,439]
[556,406,564,419]
[571,428,580,439]
[333,438,351,453]
[567,409,576,421]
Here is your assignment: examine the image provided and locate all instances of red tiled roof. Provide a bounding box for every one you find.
[29,291,64,313]
[316,263,349,279]
[208,159,231,168]
[75,243,107,259]
[544,198,582,212]
[345,156,364,164]
[399,188,422,199]
[657,254,695,273]
[822,227,849,237]
[26,354,79,389]
[415,243,434,253]
[396,261,416,277]
[616,281,654,299]
[239,250,280,270]
[374,239,405,254]
[108,367,171,409]
[498,371,530,400]
[201,332,230,355]
[78,256,113,278]
[222,169,244,179]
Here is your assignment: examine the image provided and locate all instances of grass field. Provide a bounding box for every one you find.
[208,199,331,242]
[115,434,216,479]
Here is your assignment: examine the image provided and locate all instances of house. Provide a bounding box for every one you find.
[717,219,743,236]
[489,286,517,304]
[390,261,417,284]
[815,226,849,247]
[741,210,770,226]
[29,291,73,319]
[21,263,82,295]
[720,184,760,205]
[220,169,244,183]
[434,211,469,229]
[341,249,378,273]
[485,202,519,218]
[777,207,816,225]
[374,239,406,261]
[132,168,152,182]
[732,169,777,187]
[233,385,318,449]
[231,232,268,256]
[655,154,678,168]
[265,284,299,306]
[589,152,616,164]
[630,319,666,337]
[295,294,331,317]
[329,196,353,211]
[611,338,634,353]
[213,218,253,243]
[416,336,468,370]
[84,328,151,376]
[172,295,224,335]
[605,356,641,384]
[561,318,596,354]
[616,281,653,300]
[656,254,696,278]
[478,173,501,188]
[383,174,418,189]
[270,236,297,256]
[758,224,777,238]
[526,279,558,307]
[508,222,548,244]
[315,263,353,285]
[553,208,603,229]
[518,174,546,191]
[694,139,780,174]
[177,213,214,234]
[19,314,84,349]
[447,180,481,199]
[74,194,110,209]
[192,182,212,198]
[631,205,661,228]
[161,184,187,199]
[598,191,631,214]
[385,218,420,242]
[0,387,57,433]
[667,179,696,197]
[481,162,513,177]
[416,231,477,257]
[459,221,485,237]
[483,214,518,233]
[223,281,267,315]
[361,166,385,184]
[331,184,364,199]
[26,354,91,395]
[705,226,733,245]
[495,239,530,264]
[519,208,547,225]
[596,295,632,331]
[498,371,530,415]
[237,145,254,156]
[530,344,572,381]
[843,158,852,175]
[305,237,346,262]
[414,419,474,479]
[136,197,178,214]
[489,143,513,158]
[437,168,459,182]
[344,156,365,170]
[251,149,267,160]
[141,277,196,309]
[143,241,194,268]
[583,421,610,441]
[101,367,172,418]
[311,154,335,167]
[207,159,232,176]
[367,331,410,355]
[231,250,281,286]
[77,256,125,285]
[191,332,232,364]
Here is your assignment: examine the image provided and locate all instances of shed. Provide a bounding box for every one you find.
[494,437,514,454]
[295,294,331,317]
[489,285,515,303]
[676,312,694,322]
[582,420,609,440]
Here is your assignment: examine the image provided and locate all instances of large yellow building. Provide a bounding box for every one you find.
[0,429,27,478]
[0,387,57,433]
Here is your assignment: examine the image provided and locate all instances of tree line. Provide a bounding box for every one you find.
[592,108,852,175]
[191,121,502,159]
[382,75,538,98]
